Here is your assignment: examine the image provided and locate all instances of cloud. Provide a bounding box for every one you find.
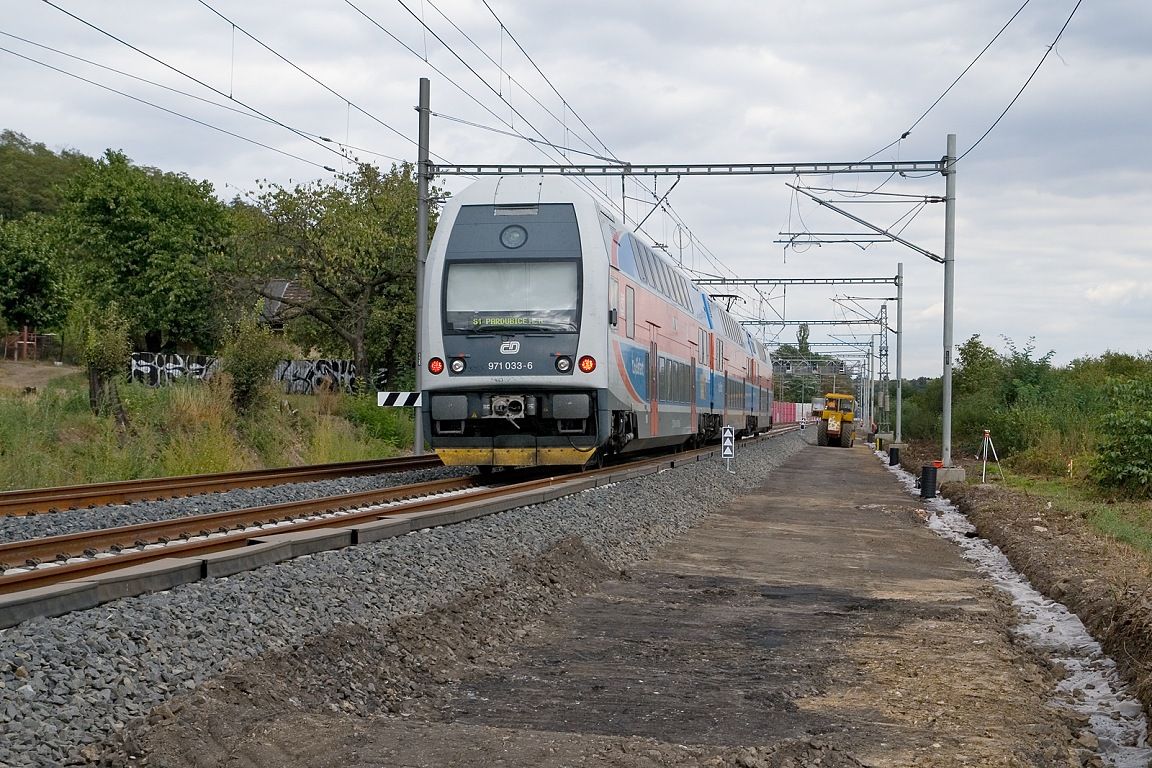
[1085,282,1152,305]
[2,0,1150,377]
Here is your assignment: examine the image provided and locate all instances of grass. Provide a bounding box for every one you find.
[915,430,1152,556]
[1088,506,1152,554]
[1002,472,1152,555]
[0,374,414,491]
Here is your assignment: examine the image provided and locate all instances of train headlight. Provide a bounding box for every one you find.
[555,356,572,373]
[428,357,445,375]
[577,355,597,373]
[450,358,467,374]
[499,224,528,249]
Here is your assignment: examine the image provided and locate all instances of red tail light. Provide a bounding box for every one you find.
[577,355,597,373]
[428,357,445,375]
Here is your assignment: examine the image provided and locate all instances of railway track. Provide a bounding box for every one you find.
[0,454,442,516]
[0,426,798,628]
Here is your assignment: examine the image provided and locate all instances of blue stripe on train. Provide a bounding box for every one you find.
[619,344,649,401]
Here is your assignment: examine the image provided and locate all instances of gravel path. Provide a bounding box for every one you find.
[0,432,807,767]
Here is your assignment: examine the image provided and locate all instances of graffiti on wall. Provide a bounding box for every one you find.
[129,353,219,386]
[128,354,363,394]
[274,359,357,394]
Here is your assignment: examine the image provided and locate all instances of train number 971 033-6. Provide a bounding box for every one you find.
[488,361,533,371]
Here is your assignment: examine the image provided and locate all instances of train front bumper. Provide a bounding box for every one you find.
[434,445,598,466]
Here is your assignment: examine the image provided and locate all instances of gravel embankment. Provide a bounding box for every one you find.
[0,432,808,767]
[0,466,474,545]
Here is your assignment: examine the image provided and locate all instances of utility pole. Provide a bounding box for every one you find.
[895,262,904,447]
[941,133,957,470]
[877,304,889,434]
[869,335,876,435]
[414,78,430,456]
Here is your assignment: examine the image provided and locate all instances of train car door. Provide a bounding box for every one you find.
[689,355,697,430]
[649,339,659,436]
[716,337,726,426]
[748,359,755,414]
[708,332,717,410]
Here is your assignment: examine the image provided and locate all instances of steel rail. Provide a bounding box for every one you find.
[0,425,800,597]
[0,455,443,516]
[0,475,480,573]
[0,472,580,595]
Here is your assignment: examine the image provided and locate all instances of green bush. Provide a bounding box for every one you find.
[340,393,414,448]
[82,302,132,416]
[1092,378,1152,498]
[951,390,1011,455]
[218,308,289,415]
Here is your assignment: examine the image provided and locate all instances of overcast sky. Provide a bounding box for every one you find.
[2,0,1148,378]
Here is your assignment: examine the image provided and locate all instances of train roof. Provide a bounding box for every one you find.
[447,175,612,215]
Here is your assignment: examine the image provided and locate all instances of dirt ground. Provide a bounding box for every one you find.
[944,483,1152,714]
[0,360,82,392]
[898,441,1152,716]
[118,443,1118,768]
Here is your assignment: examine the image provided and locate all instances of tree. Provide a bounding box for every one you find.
[232,162,439,386]
[0,215,64,331]
[953,334,1003,397]
[0,130,92,220]
[1000,337,1055,407]
[61,150,232,352]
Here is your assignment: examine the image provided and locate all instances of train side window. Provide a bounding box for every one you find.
[652,255,666,297]
[657,260,673,299]
[642,246,657,290]
[640,247,655,290]
[632,238,650,285]
[677,275,690,309]
[625,286,636,339]
[646,247,663,295]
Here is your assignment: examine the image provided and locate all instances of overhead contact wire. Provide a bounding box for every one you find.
[424,0,611,162]
[0,45,331,170]
[479,0,618,161]
[40,0,346,169]
[0,28,407,166]
[195,0,421,157]
[959,0,1084,161]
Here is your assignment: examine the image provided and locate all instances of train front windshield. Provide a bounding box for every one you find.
[444,260,580,333]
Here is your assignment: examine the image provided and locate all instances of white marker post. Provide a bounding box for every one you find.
[722,425,735,473]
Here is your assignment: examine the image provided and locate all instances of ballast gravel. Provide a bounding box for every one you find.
[0,433,806,767]
[0,466,475,545]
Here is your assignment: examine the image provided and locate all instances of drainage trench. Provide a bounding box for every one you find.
[878,452,1152,768]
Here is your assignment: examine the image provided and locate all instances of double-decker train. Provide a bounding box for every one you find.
[418,175,773,469]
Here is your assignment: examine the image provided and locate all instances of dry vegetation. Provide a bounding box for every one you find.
[0,360,412,491]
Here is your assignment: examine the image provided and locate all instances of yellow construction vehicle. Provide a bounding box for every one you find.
[815,393,855,448]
